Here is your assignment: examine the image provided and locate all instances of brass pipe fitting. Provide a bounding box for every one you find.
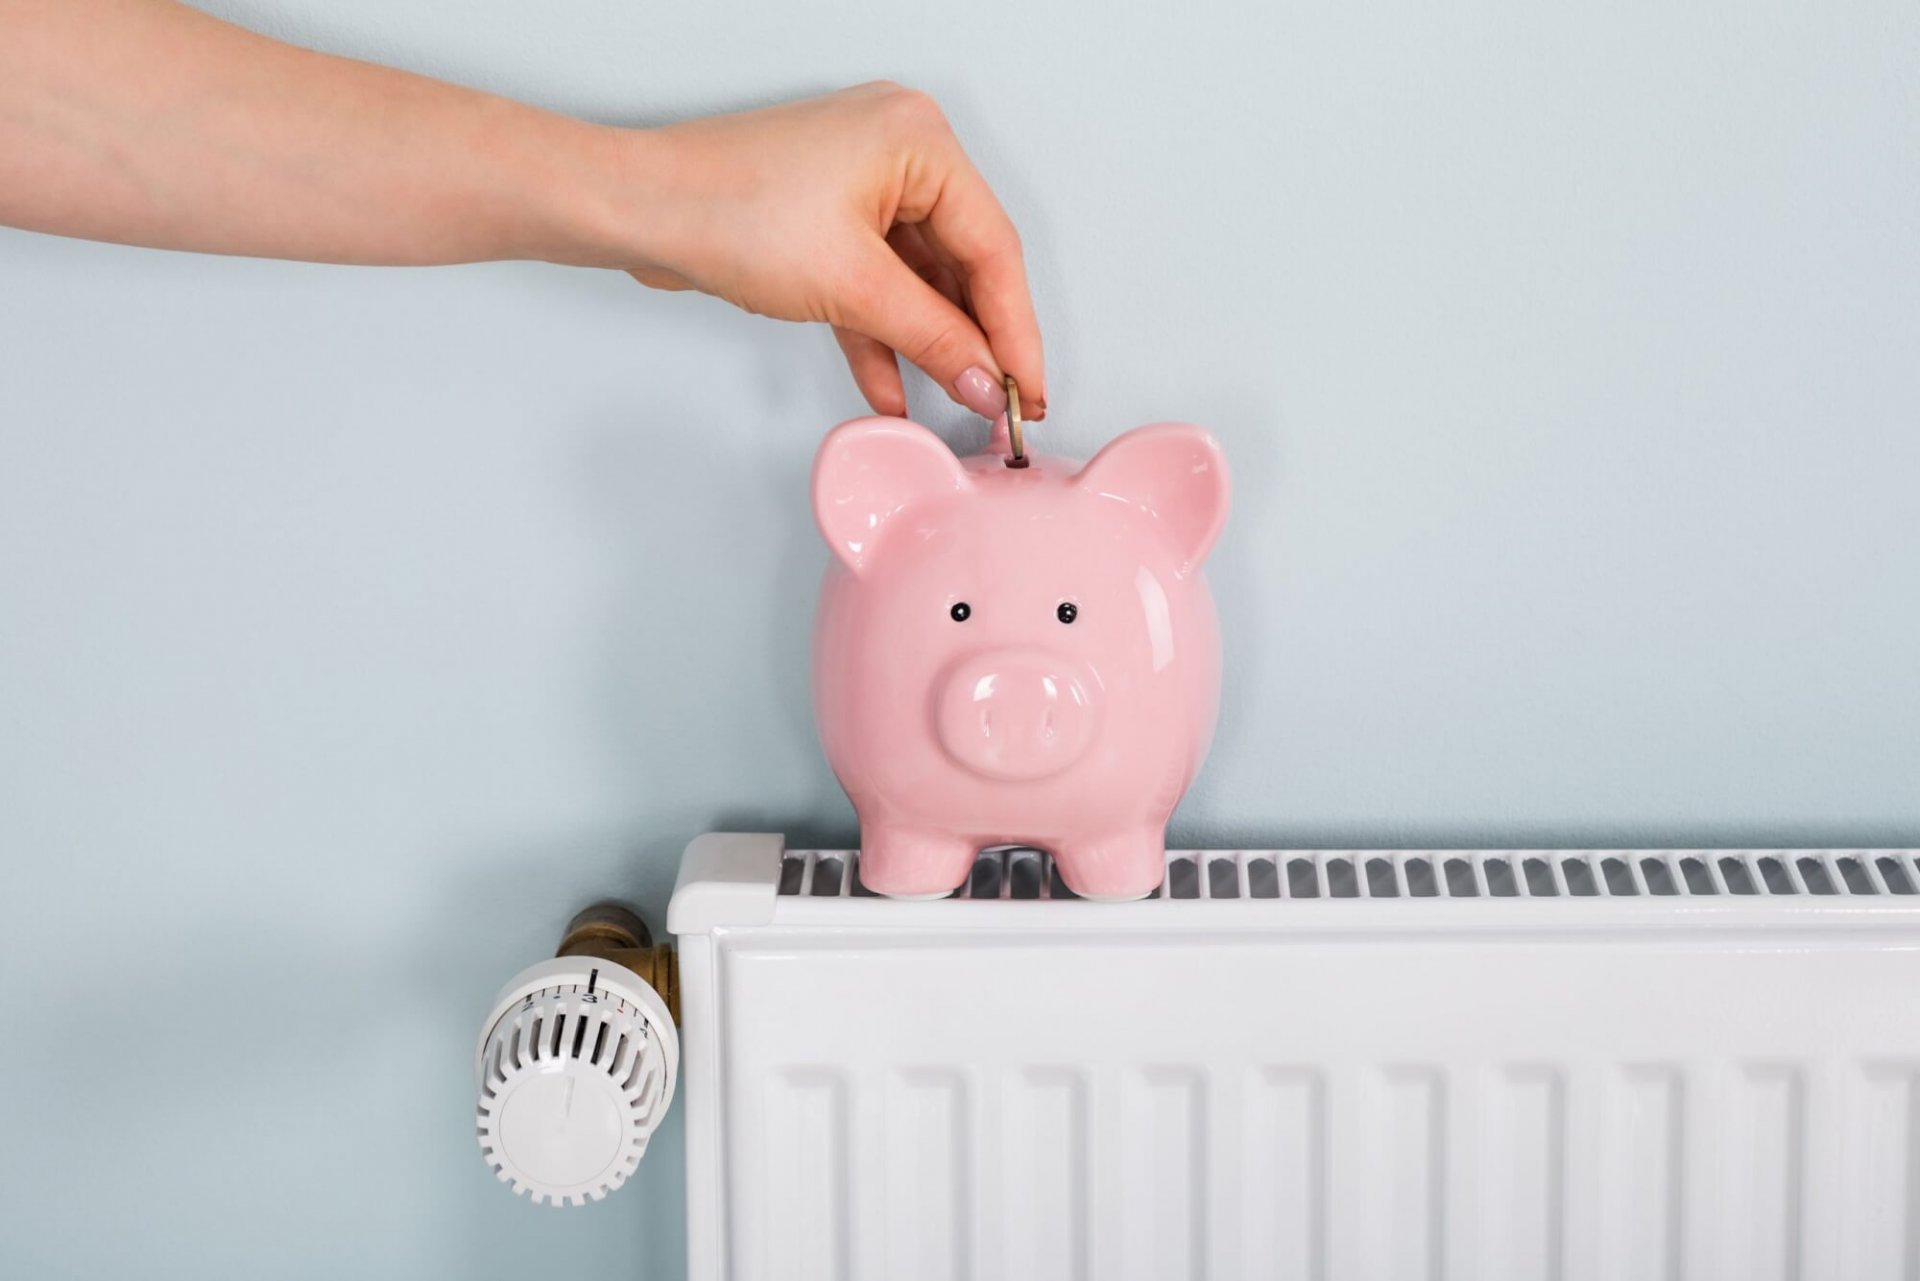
[556,903,679,1024]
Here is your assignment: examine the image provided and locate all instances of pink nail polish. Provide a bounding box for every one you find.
[953,366,1008,419]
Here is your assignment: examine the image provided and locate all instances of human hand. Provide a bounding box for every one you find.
[622,82,1045,421]
[0,5,1040,420]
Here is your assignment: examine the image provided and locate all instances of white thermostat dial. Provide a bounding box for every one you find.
[474,955,678,1206]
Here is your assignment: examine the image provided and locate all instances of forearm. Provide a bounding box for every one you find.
[0,0,651,266]
[0,4,1045,418]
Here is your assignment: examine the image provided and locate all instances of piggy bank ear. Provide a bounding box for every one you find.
[1074,423,1231,572]
[812,416,973,574]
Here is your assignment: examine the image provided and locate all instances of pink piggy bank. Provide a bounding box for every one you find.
[811,415,1230,901]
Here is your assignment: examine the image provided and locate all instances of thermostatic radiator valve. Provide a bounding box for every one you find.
[474,904,679,1206]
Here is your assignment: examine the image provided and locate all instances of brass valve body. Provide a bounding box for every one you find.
[555,903,679,1024]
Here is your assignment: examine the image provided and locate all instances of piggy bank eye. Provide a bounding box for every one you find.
[1056,602,1078,624]
[949,602,971,622]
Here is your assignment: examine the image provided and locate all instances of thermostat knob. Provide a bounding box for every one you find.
[474,955,678,1206]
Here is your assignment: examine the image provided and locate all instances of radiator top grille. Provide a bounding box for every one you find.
[777,847,1920,902]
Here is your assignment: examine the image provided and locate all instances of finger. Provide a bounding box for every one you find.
[906,153,1046,418]
[838,241,1007,421]
[832,326,907,417]
[886,223,967,315]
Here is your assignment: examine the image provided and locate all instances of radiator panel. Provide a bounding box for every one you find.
[668,840,1920,1281]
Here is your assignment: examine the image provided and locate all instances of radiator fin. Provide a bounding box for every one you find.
[884,1070,969,1281]
[1486,1069,1567,1281]
[1244,1069,1325,1279]
[1002,1069,1088,1280]
[1848,1067,1920,1279]
[735,1058,1920,1281]
[712,846,1920,1279]
[1606,1067,1683,1280]
[1119,1069,1206,1281]
[1379,1069,1445,1281]
[1725,1066,1806,1281]
[779,848,1920,902]
[763,1070,849,1281]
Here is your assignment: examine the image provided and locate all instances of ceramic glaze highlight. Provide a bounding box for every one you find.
[810,415,1230,901]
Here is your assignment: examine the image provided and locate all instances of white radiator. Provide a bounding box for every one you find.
[665,835,1920,1281]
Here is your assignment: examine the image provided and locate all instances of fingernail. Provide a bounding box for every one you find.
[953,366,1008,419]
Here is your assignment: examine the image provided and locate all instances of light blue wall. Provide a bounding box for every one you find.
[2,1,1915,1276]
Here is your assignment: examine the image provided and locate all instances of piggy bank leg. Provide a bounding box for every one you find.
[1053,830,1169,902]
[857,823,977,899]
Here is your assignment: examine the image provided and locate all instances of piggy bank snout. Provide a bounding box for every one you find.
[934,649,1100,781]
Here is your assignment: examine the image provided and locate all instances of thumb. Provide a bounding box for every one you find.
[837,243,1008,419]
